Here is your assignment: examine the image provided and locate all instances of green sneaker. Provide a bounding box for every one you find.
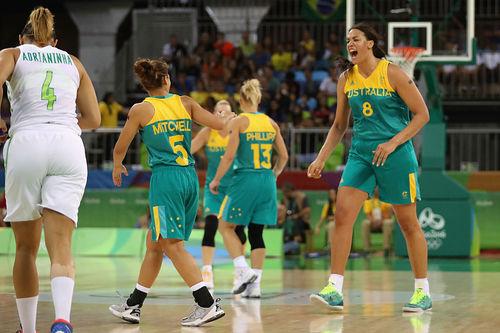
[309,283,344,311]
[402,288,432,312]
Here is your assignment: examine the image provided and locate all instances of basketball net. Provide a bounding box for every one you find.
[388,46,425,78]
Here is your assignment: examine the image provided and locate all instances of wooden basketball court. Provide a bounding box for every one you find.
[1,255,499,332]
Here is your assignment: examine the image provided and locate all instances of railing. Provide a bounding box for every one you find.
[447,128,500,171]
[81,128,143,169]
[285,127,500,171]
[74,127,500,171]
[0,127,496,171]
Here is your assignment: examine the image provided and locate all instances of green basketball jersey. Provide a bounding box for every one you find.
[344,59,411,142]
[235,112,276,172]
[140,94,194,169]
[205,129,234,186]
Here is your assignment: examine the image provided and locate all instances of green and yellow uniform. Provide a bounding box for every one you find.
[140,93,198,241]
[203,129,234,216]
[341,59,421,204]
[219,112,277,226]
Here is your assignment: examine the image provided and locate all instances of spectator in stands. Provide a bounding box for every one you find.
[250,43,271,69]
[313,94,333,126]
[202,50,225,83]
[299,30,315,54]
[314,189,337,247]
[239,31,255,57]
[162,33,187,75]
[99,92,126,128]
[361,188,395,257]
[214,31,235,58]
[271,44,293,72]
[262,35,274,54]
[190,79,210,106]
[303,68,318,97]
[263,65,280,96]
[319,66,338,99]
[173,71,194,95]
[194,31,214,57]
[281,182,311,255]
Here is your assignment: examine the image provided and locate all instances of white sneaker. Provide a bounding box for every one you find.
[232,268,258,294]
[242,282,261,298]
[181,298,225,327]
[109,302,141,324]
[201,267,214,290]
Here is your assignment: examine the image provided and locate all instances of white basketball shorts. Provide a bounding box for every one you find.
[3,128,87,225]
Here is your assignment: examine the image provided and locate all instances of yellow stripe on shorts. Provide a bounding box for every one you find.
[153,206,161,240]
[409,173,417,203]
[218,195,229,219]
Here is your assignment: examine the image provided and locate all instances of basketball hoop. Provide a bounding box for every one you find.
[388,46,426,78]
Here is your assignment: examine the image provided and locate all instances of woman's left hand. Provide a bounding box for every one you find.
[372,140,398,167]
[112,164,128,187]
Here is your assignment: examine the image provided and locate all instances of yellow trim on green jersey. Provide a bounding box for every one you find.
[144,94,191,126]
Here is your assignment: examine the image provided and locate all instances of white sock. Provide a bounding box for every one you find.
[415,278,430,296]
[135,283,150,293]
[328,274,344,294]
[190,281,206,292]
[202,265,212,272]
[16,295,38,333]
[253,269,263,284]
[233,256,249,269]
[51,276,74,322]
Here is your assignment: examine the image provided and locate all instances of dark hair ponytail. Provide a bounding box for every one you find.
[335,22,386,74]
[133,58,169,91]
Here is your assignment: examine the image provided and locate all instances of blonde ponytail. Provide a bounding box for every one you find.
[27,7,54,45]
[240,79,262,106]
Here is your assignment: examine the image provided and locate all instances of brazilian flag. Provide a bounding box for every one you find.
[302,0,346,22]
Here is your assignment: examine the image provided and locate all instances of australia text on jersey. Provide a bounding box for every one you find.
[347,87,393,98]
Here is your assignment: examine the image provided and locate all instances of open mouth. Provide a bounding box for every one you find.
[349,50,358,58]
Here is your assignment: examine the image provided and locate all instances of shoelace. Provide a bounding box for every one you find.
[319,283,336,296]
[409,289,426,304]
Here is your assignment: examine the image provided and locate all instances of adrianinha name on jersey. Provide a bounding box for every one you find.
[152,119,191,135]
[347,87,394,98]
[21,51,73,65]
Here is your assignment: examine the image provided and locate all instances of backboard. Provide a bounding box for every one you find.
[346,0,476,64]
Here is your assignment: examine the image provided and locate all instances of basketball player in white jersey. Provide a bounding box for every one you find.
[0,7,100,333]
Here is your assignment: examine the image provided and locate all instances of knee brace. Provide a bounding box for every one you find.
[248,223,265,250]
[201,215,218,247]
[235,225,247,245]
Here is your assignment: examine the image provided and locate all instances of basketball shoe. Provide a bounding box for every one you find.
[402,288,432,312]
[109,302,141,323]
[309,282,344,311]
[241,282,261,298]
[232,268,257,294]
[181,298,225,327]
[50,319,73,333]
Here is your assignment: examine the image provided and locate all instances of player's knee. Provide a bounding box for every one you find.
[162,240,184,258]
[235,225,247,245]
[248,223,265,250]
[398,219,422,236]
[334,205,353,227]
[15,242,38,257]
[202,215,218,247]
[218,220,235,234]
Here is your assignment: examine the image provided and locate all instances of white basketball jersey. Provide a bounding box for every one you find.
[7,44,81,135]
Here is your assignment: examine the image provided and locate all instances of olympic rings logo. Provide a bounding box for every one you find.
[418,207,446,230]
